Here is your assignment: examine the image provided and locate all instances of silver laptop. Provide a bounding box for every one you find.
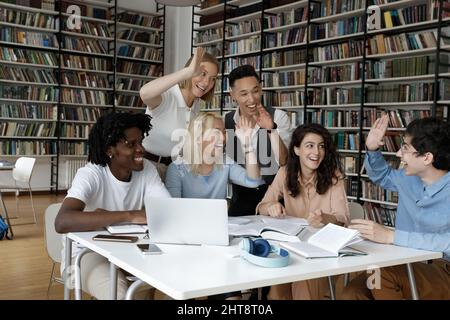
[145,197,229,246]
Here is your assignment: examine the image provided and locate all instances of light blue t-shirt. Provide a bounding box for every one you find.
[365,150,450,261]
[165,156,265,199]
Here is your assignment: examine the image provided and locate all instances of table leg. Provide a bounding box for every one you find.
[328,276,336,300]
[125,279,145,300]
[64,236,72,300]
[110,262,118,300]
[406,263,419,300]
[74,248,91,300]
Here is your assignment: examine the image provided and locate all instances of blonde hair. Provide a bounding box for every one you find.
[178,51,220,103]
[182,112,224,175]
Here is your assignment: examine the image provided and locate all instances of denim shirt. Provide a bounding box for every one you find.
[365,151,450,261]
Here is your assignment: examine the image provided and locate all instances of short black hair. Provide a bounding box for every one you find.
[228,64,259,88]
[406,117,450,170]
[88,112,152,166]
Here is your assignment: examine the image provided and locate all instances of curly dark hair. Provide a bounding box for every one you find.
[406,117,450,171]
[286,123,343,197]
[88,112,152,166]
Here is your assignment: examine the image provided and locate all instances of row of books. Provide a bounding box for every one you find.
[116,78,144,92]
[313,40,365,62]
[62,54,110,71]
[366,83,435,102]
[310,16,364,40]
[59,141,88,155]
[0,85,58,101]
[261,70,306,87]
[383,5,428,28]
[59,123,92,138]
[319,0,364,16]
[430,0,450,19]
[63,37,107,54]
[363,202,396,227]
[224,36,260,56]
[225,19,261,38]
[386,110,431,128]
[0,8,55,29]
[345,176,359,197]
[0,121,56,137]
[334,132,360,150]
[368,31,441,56]
[115,95,143,108]
[0,27,57,47]
[195,27,223,44]
[264,6,307,29]
[63,20,111,38]
[362,180,399,203]
[0,47,57,66]
[117,12,162,29]
[61,72,110,89]
[367,56,430,79]
[264,27,307,48]
[61,88,107,105]
[262,49,307,68]
[117,45,162,61]
[60,107,102,122]
[118,30,161,45]
[0,140,56,156]
[0,66,56,83]
[116,61,162,77]
[224,56,260,74]
[0,104,57,120]
[310,63,362,83]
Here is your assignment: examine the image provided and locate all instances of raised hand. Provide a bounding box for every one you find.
[186,47,205,78]
[235,116,253,149]
[253,104,274,130]
[366,113,389,151]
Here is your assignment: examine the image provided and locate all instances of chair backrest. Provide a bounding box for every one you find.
[12,157,36,185]
[348,202,365,220]
[44,203,63,264]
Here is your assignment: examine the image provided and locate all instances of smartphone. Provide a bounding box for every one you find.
[137,243,163,255]
[92,234,138,243]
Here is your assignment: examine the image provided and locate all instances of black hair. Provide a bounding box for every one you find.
[286,123,342,197]
[228,64,260,88]
[406,117,450,170]
[88,112,152,166]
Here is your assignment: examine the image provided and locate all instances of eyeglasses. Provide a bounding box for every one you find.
[399,140,418,155]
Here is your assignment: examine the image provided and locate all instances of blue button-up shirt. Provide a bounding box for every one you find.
[365,151,450,261]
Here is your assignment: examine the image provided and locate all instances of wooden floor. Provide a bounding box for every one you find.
[0,193,66,300]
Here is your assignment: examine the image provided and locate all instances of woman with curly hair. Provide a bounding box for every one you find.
[256,123,350,300]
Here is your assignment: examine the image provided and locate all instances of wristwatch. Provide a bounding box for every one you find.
[267,122,278,133]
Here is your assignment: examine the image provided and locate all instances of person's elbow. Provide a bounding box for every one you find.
[54,212,70,234]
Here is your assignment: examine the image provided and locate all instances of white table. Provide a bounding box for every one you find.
[65,230,442,300]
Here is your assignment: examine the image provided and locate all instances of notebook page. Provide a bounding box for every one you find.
[307,224,360,255]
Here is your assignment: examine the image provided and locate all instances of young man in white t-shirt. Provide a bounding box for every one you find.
[55,112,170,300]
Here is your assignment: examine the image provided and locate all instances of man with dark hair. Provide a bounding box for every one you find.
[55,112,170,300]
[225,65,291,216]
[341,115,450,299]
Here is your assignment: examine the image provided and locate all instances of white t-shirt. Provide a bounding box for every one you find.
[61,160,170,272]
[142,85,201,157]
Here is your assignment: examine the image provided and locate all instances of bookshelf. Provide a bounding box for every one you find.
[193,0,450,225]
[0,0,165,192]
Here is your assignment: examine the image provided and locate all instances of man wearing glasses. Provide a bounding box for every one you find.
[341,114,450,299]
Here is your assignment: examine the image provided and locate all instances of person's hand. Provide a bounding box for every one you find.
[186,47,205,78]
[366,113,389,151]
[307,209,324,228]
[253,104,274,130]
[348,219,394,244]
[266,202,286,218]
[235,116,253,150]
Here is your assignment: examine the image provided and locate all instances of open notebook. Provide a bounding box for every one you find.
[280,223,366,258]
[228,216,308,242]
[106,224,148,234]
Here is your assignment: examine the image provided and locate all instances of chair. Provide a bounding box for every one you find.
[44,203,64,298]
[0,157,37,224]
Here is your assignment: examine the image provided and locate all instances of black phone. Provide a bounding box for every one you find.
[137,243,163,255]
[92,234,138,243]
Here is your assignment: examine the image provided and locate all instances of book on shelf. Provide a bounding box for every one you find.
[280,223,366,258]
[228,216,308,242]
[106,224,148,234]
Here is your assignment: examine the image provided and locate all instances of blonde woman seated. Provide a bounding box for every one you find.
[166,112,264,201]
[256,123,349,300]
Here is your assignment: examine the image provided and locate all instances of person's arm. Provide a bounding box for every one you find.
[139,47,205,110]
[365,114,401,192]
[55,197,145,233]
[394,229,450,253]
[235,115,260,179]
[255,168,286,218]
[165,163,183,198]
[254,105,288,166]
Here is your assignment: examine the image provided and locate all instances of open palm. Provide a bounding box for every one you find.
[235,116,253,148]
[187,47,205,78]
[253,104,274,130]
[366,114,389,151]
